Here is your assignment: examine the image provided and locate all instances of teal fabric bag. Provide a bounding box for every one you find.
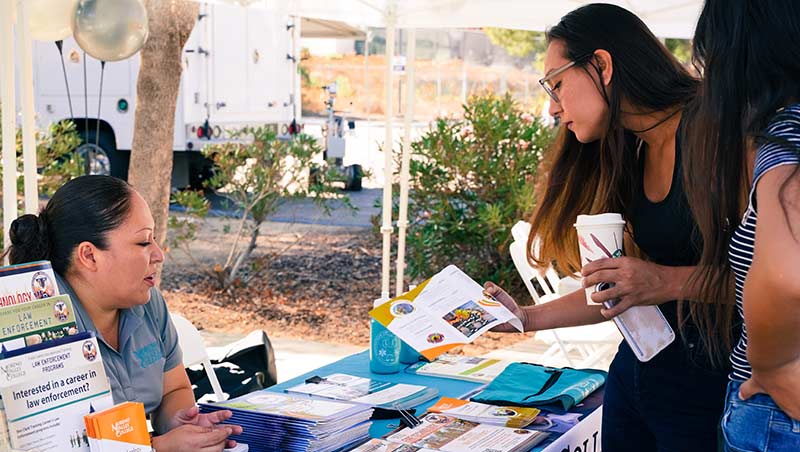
[470,363,607,412]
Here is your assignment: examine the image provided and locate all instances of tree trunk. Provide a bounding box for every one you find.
[129,0,198,282]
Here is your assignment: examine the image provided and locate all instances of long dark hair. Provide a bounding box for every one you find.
[531,3,698,275]
[4,175,134,275]
[684,0,800,363]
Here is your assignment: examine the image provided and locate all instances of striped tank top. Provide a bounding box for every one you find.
[728,104,800,381]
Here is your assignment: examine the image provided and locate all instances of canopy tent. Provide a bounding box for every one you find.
[301,17,366,39]
[1,0,703,287]
[286,0,702,39]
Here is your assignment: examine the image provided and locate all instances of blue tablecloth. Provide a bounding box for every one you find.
[269,350,602,451]
[269,350,479,438]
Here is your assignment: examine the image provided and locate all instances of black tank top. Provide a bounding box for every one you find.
[628,127,718,366]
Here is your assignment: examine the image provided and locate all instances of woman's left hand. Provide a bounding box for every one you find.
[581,256,675,318]
[740,359,800,421]
[174,406,243,448]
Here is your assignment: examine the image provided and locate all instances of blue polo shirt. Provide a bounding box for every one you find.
[56,274,183,415]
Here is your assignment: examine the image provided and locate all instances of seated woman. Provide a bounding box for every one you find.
[6,175,242,452]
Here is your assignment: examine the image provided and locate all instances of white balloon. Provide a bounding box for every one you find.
[72,0,150,62]
[27,0,79,42]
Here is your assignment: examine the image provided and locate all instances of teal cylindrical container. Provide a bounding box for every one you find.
[370,298,401,374]
[399,341,422,364]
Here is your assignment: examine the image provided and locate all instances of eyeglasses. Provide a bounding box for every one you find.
[538,55,590,104]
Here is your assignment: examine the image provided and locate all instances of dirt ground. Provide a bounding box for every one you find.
[162,216,532,355]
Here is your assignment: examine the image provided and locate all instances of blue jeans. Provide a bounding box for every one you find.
[722,380,800,452]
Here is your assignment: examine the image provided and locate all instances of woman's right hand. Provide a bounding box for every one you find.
[484,281,529,332]
[151,424,233,452]
[740,358,800,420]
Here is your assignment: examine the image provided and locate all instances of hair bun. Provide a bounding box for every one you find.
[8,214,50,263]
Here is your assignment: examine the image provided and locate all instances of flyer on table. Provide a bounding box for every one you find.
[386,414,548,452]
[370,265,523,360]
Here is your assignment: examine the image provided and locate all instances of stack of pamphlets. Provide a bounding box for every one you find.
[0,332,114,451]
[427,397,540,429]
[285,373,438,410]
[381,413,548,452]
[199,390,373,452]
[369,266,524,361]
[84,401,151,452]
[406,355,512,384]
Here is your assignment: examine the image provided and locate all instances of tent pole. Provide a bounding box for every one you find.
[395,28,415,296]
[17,0,39,215]
[292,15,302,122]
[364,30,371,159]
[1,0,18,257]
[380,11,396,300]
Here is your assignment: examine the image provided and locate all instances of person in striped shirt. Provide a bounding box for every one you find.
[683,1,800,450]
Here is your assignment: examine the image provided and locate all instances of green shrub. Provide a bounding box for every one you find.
[170,127,352,289]
[401,93,554,302]
[0,110,83,246]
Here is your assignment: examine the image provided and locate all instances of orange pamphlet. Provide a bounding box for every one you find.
[84,402,151,452]
[428,397,540,429]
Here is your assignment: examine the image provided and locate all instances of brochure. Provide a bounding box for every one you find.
[406,355,512,384]
[0,261,59,308]
[0,332,114,451]
[427,397,540,429]
[0,294,79,353]
[350,438,436,451]
[285,373,438,410]
[386,413,548,452]
[84,401,151,452]
[370,266,523,360]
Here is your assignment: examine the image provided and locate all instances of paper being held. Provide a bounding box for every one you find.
[369,265,524,361]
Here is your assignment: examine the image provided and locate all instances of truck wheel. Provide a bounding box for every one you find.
[343,164,363,191]
[189,154,221,191]
[75,129,121,178]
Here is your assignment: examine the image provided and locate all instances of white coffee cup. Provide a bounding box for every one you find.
[574,213,626,304]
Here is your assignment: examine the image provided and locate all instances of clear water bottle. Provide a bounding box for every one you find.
[370,298,401,374]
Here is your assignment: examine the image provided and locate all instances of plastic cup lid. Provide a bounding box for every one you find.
[574,213,625,228]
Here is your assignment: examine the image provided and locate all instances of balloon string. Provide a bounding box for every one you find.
[54,41,74,120]
[96,61,105,147]
[83,51,88,138]
[83,51,90,175]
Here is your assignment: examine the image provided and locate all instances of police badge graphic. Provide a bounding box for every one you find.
[82,340,98,362]
[31,271,55,299]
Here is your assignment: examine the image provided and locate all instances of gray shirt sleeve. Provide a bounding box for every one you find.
[149,288,184,371]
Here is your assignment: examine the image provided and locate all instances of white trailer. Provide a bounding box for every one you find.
[32,1,298,188]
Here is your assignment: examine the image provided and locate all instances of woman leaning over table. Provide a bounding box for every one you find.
[683,1,800,450]
[485,4,737,451]
[4,175,243,452]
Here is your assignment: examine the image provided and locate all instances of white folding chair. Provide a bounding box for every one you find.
[509,221,621,368]
[170,313,228,402]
